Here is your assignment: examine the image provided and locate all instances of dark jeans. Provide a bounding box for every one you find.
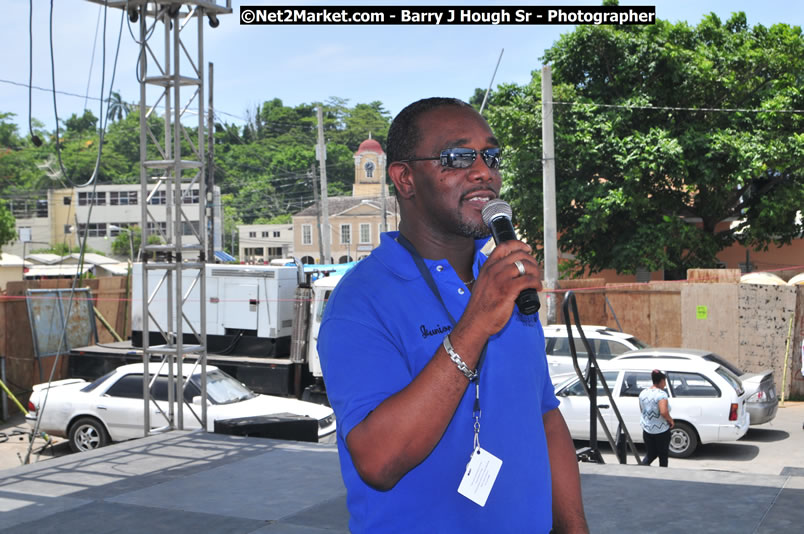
[642,429,671,467]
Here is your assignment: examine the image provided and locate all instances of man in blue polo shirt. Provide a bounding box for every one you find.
[318,97,587,533]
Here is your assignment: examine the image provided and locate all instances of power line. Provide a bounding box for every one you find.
[549,100,804,115]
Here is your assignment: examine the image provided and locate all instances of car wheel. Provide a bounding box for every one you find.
[668,421,698,458]
[68,417,109,453]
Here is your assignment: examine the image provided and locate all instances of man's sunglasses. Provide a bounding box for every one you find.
[399,147,502,170]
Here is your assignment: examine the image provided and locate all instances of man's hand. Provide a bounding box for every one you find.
[461,240,541,338]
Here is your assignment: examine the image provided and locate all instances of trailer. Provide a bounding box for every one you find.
[68,262,346,404]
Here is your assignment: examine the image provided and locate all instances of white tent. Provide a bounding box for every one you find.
[740,272,787,285]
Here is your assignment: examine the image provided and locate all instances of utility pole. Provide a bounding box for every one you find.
[310,164,324,262]
[380,141,388,233]
[316,106,331,263]
[207,62,215,261]
[542,65,559,325]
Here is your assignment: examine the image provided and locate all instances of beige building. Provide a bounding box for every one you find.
[0,253,28,291]
[292,138,399,264]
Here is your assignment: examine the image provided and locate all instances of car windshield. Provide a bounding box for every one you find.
[192,370,256,404]
[703,354,743,376]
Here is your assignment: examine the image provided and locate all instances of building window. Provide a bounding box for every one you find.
[147,221,167,234]
[148,190,166,205]
[244,247,264,257]
[182,221,200,236]
[261,231,269,238]
[108,223,131,237]
[182,189,200,204]
[302,224,312,245]
[267,247,283,258]
[249,231,256,238]
[63,196,71,205]
[36,200,48,218]
[360,223,371,244]
[18,227,32,242]
[64,224,73,234]
[77,223,107,237]
[78,192,106,206]
[110,191,138,206]
[340,224,351,244]
[273,231,280,238]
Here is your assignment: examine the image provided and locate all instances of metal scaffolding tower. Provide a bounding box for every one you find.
[87,1,231,436]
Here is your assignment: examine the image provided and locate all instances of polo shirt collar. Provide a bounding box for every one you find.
[375,231,492,281]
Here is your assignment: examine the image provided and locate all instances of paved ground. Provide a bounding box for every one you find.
[1,403,802,533]
[581,400,804,476]
[4,401,803,474]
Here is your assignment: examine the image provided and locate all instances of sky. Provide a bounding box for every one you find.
[2,0,802,134]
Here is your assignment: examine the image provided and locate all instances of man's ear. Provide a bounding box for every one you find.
[388,162,415,200]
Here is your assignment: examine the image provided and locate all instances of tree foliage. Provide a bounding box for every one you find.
[487,13,804,277]
[0,199,16,248]
[110,226,162,259]
[1,98,393,237]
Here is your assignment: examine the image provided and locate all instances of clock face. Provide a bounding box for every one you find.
[364,161,375,178]
[365,161,375,171]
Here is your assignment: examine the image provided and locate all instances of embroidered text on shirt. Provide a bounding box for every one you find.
[420,323,452,339]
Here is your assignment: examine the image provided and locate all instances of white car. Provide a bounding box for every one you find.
[544,325,649,381]
[611,348,778,425]
[554,358,750,458]
[26,363,336,453]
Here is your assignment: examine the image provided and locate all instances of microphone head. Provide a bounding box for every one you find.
[481,198,512,226]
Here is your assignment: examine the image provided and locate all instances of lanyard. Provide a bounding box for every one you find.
[396,233,486,451]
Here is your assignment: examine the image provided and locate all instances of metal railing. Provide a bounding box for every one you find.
[562,291,641,464]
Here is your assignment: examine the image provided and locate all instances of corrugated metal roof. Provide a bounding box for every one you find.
[24,264,92,278]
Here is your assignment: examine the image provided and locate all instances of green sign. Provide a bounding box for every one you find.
[696,305,708,320]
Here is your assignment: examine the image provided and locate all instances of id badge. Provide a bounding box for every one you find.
[457,447,502,507]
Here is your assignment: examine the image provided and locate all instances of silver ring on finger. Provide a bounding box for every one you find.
[514,260,526,277]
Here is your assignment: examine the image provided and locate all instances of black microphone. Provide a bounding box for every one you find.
[481,199,541,315]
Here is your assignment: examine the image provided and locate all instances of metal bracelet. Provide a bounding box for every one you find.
[443,334,477,381]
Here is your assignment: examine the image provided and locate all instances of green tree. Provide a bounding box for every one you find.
[220,193,242,256]
[63,110,99,135]
[106,91,132,122]
[487,13,804,277]
[0,199,16,249]
[0,113,47,193]
[110,226,162,259]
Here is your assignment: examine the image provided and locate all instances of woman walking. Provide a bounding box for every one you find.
[639,369,674,467]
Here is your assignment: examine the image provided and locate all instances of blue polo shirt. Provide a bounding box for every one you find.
[319,231,559,534]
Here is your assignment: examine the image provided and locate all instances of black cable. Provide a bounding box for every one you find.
[28,0,41,147]
[210,330,245,356]
[48,0,70,183]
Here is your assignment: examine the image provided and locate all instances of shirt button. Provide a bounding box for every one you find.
[457,288,465,295]
[436,265,444,272]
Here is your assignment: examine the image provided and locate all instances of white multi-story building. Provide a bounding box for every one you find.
[238,223,294,264]
[5,184,222,258]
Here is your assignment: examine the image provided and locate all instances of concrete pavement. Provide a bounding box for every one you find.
[1,402,802,532]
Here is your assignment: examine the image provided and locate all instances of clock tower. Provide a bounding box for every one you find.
[352,137,388,197]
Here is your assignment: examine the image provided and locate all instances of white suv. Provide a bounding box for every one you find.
[543,325,649,382]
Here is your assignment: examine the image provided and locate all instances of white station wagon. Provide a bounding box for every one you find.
[27,363,336,452]
[554,358,750,458]
[543,324,649,382]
